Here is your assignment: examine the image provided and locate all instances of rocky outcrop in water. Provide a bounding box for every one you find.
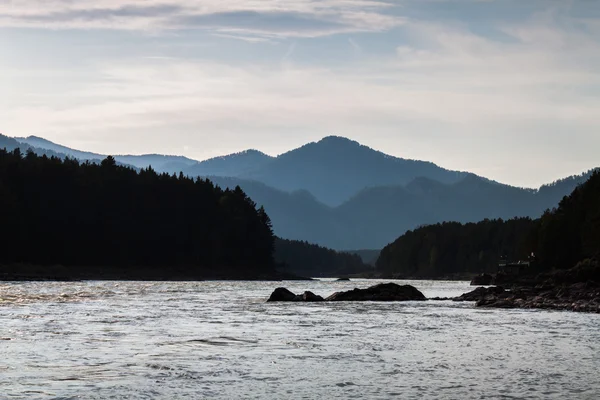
[267,283,425,302]
[267,283,427,302]
[268,287,298,302]
[301,291,324,302]
[326,283,426,301]
[267,288,324,302]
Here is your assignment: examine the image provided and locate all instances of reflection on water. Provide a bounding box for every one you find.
[1,280,599,399]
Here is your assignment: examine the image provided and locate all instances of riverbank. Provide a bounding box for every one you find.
[455,261,600,313]
[0,264,311,282]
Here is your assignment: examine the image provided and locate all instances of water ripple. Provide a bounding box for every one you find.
[1,279,599,399]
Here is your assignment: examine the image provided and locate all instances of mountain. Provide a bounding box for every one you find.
[236,136,466,206]
[15,136,103,161]
[1,134,97,161]
[4,133,595,251]
[209,172,594,250]
[206,176,348,246]
[188,136,466,207]
[15,136,197,173]
[14,134,467,206]
[333,173,596,249]
[184,150,274,177]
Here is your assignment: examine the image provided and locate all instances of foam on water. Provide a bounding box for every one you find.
[1,280,599,399]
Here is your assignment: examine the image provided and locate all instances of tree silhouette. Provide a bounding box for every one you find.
[0,149,276,280]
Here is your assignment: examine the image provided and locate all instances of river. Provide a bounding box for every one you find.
[1,279,599,399]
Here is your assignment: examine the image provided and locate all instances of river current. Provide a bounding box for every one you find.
[1,279,599,399]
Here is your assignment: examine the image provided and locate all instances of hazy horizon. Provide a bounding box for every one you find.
[2,0,599,188]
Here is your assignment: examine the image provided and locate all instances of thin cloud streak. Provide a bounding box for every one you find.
[0,0,404,37]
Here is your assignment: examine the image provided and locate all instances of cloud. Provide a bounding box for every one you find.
[0,0,404,37]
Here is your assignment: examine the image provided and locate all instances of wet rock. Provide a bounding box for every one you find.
[472,284,600,313]
[336,277,350,281]
[470,273,494,286]
[325,283,426,302]
[453,286,505,302]
[267,288,324,302]
[476,297,517,308]
[267,287,298,302]
[302,291,324,302]
[267,283,426,302]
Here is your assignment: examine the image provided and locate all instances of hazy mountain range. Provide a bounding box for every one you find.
[3,133,595,250]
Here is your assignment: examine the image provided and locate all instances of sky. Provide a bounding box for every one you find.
[1,0,599,188]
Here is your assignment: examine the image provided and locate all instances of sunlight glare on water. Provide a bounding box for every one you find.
[1,279,599,399]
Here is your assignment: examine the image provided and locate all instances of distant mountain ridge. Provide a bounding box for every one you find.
[3,133,596,250]
[16,136,198,173]
[14,134,468,206]
[233,136,467,206]
[210,171,596,249]
[185,149,274,178]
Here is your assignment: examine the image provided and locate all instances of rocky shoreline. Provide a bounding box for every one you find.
[268,279,600,313]
[451,283,600,313]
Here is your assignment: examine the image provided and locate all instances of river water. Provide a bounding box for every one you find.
[1,279,599,399]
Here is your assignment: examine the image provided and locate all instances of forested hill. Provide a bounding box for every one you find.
[1,134,72,160]
[376,218,536,278]
[535,170,600,271]
[0,149,276,280]
[275,238,372,278]
[1,134,134,169]
[376,171,600,278]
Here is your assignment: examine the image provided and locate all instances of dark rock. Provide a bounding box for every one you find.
[302,291,324,302]
[267,288,324,302]
[336,277,350,281]
[472,283,600,313]
[325,283,426,302]
[470,273,494,286]
[267,287,298,302]
[476,297,517,308]
[454,286,505,302]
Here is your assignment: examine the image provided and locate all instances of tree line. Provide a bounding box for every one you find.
[275,238,372,277]
[0,149,275,279]
[377,171,600,278]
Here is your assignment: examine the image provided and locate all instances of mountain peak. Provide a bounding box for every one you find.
[15,135,53,144]
[317,136,360,146]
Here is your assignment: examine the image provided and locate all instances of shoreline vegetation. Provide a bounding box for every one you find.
[0,149,277,281]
